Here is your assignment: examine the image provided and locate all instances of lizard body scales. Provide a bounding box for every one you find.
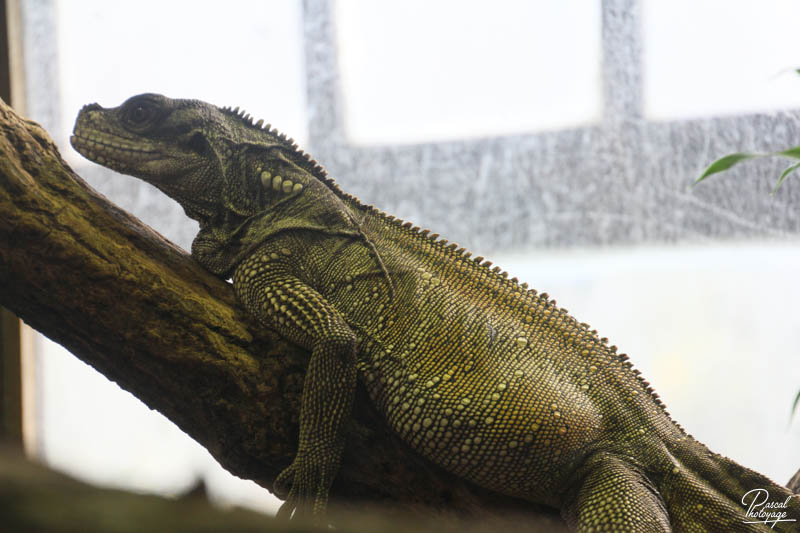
[71,94,800,531]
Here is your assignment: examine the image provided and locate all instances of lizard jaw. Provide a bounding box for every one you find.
[70,129,162,175]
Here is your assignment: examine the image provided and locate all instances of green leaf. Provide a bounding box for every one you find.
[773,161,800,194]
[694,152,763,185]
[776,146,800,159]
[695,144,800,191]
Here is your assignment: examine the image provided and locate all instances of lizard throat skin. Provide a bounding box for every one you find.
[70,93,800,531]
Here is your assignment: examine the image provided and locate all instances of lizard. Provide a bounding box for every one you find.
[70,93,800,532]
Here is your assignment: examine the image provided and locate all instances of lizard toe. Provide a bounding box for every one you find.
[274,454,331,523]
[274,462,295,500]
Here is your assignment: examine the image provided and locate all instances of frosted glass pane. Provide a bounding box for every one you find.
[336,0,601,144]
[644,0,800,120]
[57,0,307,165]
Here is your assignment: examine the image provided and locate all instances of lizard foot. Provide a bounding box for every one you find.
[274,453,332,522]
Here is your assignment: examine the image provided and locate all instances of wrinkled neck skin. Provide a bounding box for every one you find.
[189,145,357,278]
[157,165,222,222]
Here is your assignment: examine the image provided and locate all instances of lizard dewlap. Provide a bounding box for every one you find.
[71,93,800,532]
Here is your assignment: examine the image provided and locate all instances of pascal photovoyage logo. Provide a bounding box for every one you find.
[741,488,797,528]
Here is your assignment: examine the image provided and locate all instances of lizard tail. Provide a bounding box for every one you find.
[662,440,800,531]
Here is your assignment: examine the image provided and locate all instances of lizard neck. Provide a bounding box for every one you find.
[191,173,361,278]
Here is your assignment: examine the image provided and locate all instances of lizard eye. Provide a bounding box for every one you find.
[122,99,158,128]
[127,104,153,125]
[131,105,149,122]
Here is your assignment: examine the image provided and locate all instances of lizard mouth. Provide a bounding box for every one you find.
[70,128,161,173]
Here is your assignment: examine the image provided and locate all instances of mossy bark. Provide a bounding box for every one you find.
[0,99,567,529]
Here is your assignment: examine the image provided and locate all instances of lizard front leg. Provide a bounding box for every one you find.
[233,247,357,521]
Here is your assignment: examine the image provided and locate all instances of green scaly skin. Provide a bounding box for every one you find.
[71,94,800,532]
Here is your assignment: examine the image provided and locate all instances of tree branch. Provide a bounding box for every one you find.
[0,99,566,528]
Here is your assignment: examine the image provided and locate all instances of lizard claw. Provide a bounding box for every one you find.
[275,487,300,520]
[273,454,331,522]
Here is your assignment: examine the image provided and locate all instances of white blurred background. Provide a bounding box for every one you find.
[16,0,800,515]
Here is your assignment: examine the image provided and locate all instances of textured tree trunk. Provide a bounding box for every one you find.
[0,99,567,529]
